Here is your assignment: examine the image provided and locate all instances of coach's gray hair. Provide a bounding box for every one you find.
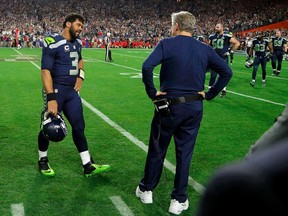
[171,11,196,34]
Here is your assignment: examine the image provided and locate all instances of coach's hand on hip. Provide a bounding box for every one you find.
[156,90,167,97]
[198,91,205,99]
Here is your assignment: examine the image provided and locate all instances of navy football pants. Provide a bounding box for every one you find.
[38,83,88,153]
[271,51,284,71]
[252,56,267,80]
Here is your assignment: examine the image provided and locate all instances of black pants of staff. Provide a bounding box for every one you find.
[105,45,112,62]
[196,138,288,216]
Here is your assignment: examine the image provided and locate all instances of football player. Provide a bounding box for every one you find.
[38,13,110,177]
[271,30,287,76]
[249,32,273,87]
[208,24,240,97]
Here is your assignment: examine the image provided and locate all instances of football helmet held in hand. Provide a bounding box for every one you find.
[41,111,68,142]
[245,59,253,68]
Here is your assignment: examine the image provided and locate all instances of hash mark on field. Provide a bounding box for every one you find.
[110,196,134,216]
[11,203,25,216]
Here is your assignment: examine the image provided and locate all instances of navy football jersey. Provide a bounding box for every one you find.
[271,36,287,52]
[41,34,83,86]
[252,38,269,57]
[209,33,231,58]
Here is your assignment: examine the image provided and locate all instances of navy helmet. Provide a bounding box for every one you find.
[41,112,68,142]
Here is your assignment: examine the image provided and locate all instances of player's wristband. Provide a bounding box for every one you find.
[78,68,85,80]
[47,93,56,101]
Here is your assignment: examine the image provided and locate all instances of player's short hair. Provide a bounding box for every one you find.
[63,13,84,28]
[171,11,196,34]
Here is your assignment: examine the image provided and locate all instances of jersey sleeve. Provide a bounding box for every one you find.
[41,36,57,71]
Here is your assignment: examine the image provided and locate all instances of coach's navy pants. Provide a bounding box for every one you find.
[139,101,203,203]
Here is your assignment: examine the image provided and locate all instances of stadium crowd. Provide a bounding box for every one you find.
[0,0,287,48]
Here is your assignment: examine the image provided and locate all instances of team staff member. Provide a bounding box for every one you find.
[246,37,253,59]
[38,13,110,177]
[104,32,113,62]
[249,33,272,87]
[208,23,239,97]
[136,11,232,215]
[271,30,287,76]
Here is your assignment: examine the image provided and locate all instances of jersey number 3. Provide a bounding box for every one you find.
[69,52,79,76]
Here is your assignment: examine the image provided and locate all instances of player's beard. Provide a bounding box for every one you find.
[69,26,80,40]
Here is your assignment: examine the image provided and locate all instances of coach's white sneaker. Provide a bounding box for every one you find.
[168,199,189,215]
[135,186,153,204]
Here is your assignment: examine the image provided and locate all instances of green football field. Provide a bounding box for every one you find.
[0,47,287,216]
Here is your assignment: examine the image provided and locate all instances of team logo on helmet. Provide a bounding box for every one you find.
[41,112,68,142]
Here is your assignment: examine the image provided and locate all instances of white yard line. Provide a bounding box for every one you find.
[11,203,25,216]
[109,196,135,216]
[227,90,286,107]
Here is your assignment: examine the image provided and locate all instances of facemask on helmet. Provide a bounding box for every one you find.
[245,59,253,68]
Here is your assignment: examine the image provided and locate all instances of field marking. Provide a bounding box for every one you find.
[85,56,145,72]
[227,90,286,106]
[93,48,151,56]
[13,48,22,55]
[109,196,134,216]
[11,203,25,216]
